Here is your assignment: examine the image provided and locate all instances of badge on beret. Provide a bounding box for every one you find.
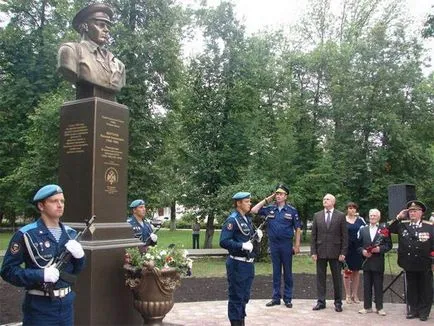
[10,242,20,254]
[227,223,233,230]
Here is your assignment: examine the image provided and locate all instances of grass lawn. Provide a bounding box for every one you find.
[190,252,401,277]
[0,229,402,278]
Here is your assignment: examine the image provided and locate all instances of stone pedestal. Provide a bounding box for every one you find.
[59,97,142,325]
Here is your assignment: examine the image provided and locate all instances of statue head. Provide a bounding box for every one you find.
[72,3,114,46]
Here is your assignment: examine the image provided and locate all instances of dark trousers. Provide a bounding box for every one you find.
[406,270,433,318]
[363,270,384,310]
[270,240,293,302]
[226,257,254,322]
[23,292,75,326]
[316,258,342,305]
[192,234,200,249]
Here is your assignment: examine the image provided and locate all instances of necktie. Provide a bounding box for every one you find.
[326,211,331,227]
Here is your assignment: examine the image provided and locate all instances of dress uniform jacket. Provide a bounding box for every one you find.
[58,40,126,92]
[127,216,156,246]
[1,218,85,326]
[0,218,85,290]
[388,219,433,271]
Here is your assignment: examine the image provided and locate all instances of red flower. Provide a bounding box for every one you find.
[431,251,434,257]
[378,227,389,237]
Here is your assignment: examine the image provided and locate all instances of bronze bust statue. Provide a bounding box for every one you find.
[57,3,126,100]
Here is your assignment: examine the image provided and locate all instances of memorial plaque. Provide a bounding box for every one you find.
[59,97,128,225]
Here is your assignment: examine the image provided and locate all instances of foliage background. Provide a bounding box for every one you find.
[0,0,433,248]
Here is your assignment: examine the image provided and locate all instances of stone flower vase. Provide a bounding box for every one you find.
[124,261,181,325]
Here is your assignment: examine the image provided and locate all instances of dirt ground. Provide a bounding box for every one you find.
[0,273,406,325]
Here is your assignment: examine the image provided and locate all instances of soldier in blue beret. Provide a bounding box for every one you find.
[220,192,263,326]
[389,200,433,321]
[0,184,86,326]
[126,199,158,250]
[251,183,302,308]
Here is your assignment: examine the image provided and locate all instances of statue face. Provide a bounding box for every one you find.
[86,19,110,46]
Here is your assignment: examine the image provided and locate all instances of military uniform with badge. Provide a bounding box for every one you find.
[0,185,85,326]
[250,184,302,307]
[220,192,263,326]
[127,199,157,248]
[388,200,434,321]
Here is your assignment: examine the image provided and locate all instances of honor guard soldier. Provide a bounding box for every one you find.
[127,199,158,250]
[0,184,86,326]
[389,200,433,321]
[220,192,263,326]
[250,184,302,308]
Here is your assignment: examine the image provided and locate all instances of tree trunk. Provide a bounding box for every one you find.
[204,213,215,249]
[170,201,176,231]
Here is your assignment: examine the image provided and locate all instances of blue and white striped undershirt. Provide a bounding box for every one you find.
[48,227,62,242]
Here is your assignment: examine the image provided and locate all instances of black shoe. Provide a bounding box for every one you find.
[230,321,242,326]
[285,302,293,308]
[419,316,428,321]
[265,300,280,307]
[313,303,326,310]
[335,305,343,312]
[406,313,419,319]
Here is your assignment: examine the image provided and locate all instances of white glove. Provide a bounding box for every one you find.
[256,229,263,242]
[44,266,60,283]
[150,233,158,242]
[242,241,253,252]
[65,239,85,259]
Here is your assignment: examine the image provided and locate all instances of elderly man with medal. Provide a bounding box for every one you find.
[388,200,434,322]
[220,192,264,326]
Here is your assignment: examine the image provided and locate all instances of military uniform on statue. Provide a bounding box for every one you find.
[388,200,434,322]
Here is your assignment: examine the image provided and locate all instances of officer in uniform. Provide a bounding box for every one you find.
[250,184,302,308]
[388,200,433,321]
[220,192,263,326]
[127,199,158,249]
[0,184,85,326]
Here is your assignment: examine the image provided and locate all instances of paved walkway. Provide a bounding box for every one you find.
[162,299,425,326]
[1,300,427,326]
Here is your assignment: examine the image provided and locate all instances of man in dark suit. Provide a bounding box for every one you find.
[357,208,392,316]
[389,200,433,322]
[311,193,348,312]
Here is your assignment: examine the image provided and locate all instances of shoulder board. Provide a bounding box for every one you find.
[287,203,296,209]
[229,211,238,219]
[401,220,411,224]
[19,221,38,233]
[422,220,433,225]
[126,217,133,223]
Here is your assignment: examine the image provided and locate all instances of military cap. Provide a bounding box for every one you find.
[232,192,251,200]
[72,3,114,33]
[129,199,145,209]
[406,200,426,212]
[275,184,289,195]
[33,184,63,203]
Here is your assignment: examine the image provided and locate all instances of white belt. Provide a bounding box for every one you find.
[28,287,71,298]
[230,255,254,263]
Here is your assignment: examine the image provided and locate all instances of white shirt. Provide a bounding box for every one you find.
[369,224,378,242]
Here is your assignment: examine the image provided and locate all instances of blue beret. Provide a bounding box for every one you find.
[232,192,251,200]
[129,199,145,208]
[33,184,63,203]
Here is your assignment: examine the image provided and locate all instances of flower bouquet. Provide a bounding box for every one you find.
[124,245,193,278]
[123,245,193,324]
[342,261,353,278]
[362,226,390,267]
